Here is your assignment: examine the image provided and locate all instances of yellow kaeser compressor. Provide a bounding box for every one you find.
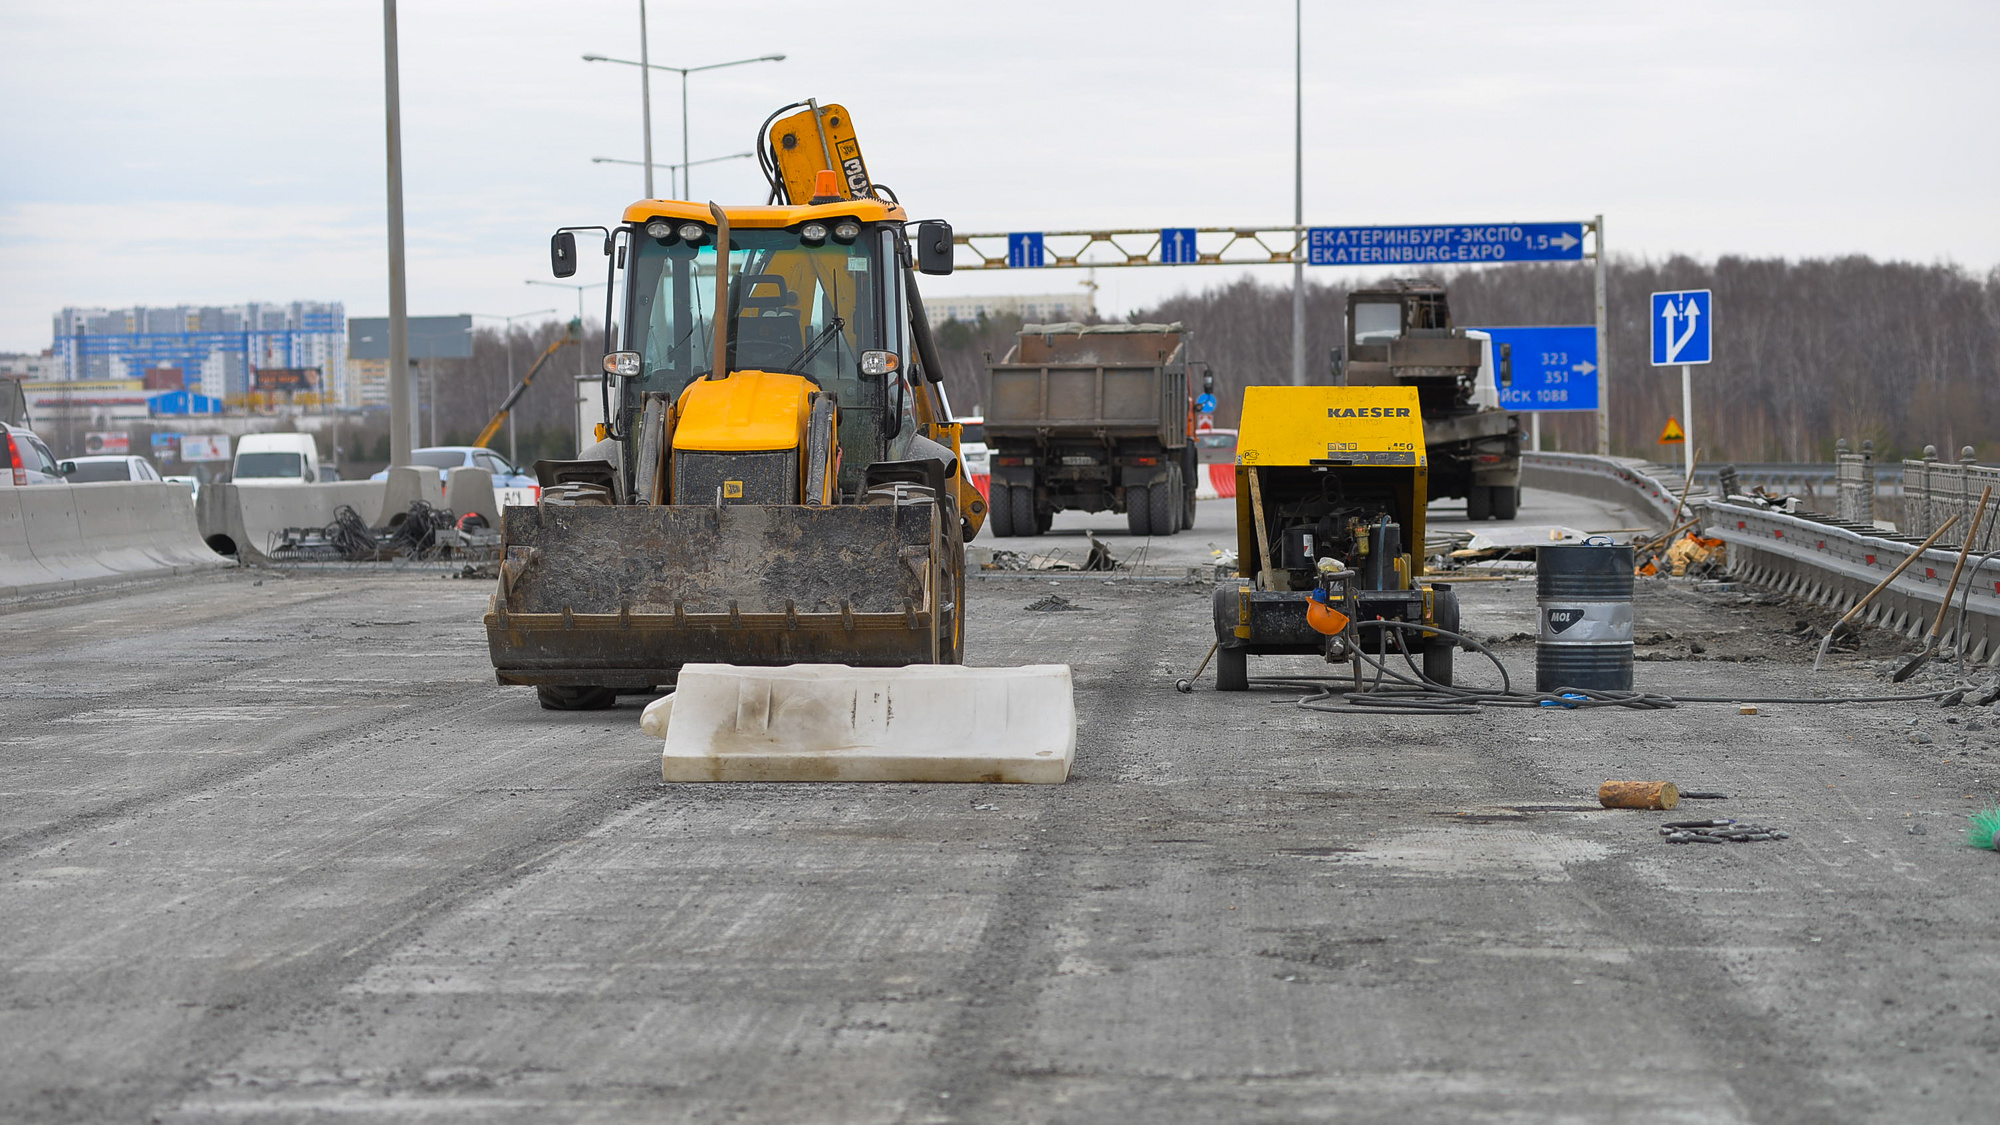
[1211,385,1461,690]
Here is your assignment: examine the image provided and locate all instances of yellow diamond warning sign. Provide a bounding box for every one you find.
[1658,417,1686,445]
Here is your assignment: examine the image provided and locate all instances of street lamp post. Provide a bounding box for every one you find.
[471,309,557,465]
[582,42,784,200]
[591,152,754,198]
[527,280,608,454]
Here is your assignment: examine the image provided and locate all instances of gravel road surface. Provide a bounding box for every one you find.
[3,489,1995,1123]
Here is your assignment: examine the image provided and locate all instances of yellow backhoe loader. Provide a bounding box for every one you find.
[486,100,1072,782]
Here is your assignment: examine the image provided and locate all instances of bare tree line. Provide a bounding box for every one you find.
[926,256,1999,464]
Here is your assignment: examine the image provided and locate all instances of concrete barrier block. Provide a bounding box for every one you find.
[0,487,59,596]
[380,466,442,526]
[198,481,388,563]
[445,467,498,525]
[16,485,117,582]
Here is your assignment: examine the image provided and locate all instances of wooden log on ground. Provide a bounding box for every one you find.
[1599,780,1680,810]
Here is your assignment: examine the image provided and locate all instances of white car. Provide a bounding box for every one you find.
[2,422,62,485]
[956,416,988,478]
[60,455,165,483]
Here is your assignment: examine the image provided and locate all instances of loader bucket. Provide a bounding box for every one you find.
[485,499,960,690]
[648,663,1075,783]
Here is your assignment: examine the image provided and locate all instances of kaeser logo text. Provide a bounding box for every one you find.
[1327,407,1413,418]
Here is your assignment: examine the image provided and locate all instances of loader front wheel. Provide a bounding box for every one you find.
[536,685,619,711]
[1216,646,1248,691]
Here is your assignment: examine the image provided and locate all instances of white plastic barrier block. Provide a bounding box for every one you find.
[652,663,1076,784]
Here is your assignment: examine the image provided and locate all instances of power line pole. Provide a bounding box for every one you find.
[382,0,412,467]
[1290,0,1306,386]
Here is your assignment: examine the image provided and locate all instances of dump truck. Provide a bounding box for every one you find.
[1211,385,1462,689]
[1332,278,1522,520]
[485,101,1033,729]
[983,322,1198,537]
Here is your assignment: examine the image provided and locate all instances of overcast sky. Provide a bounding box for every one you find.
[2,0,1995,353]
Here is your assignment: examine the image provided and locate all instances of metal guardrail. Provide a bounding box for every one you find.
[1521,450,2000,666]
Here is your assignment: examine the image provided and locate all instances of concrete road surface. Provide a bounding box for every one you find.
[3,492,1997,1123]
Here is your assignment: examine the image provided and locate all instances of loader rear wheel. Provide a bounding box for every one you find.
[1216,646,1248,691]
[536,685,618,711]
[1491,485,1520,520]
[1011,485,1040,537]
[989,483,1017,537]
[1149,476,1179,535]
[1423,642,1454,686]
[1127,487,1153,536]
[1466,486,1493,521]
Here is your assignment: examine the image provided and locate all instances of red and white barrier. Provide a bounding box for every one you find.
[971,474,991,500]
[1196,463,1236,501]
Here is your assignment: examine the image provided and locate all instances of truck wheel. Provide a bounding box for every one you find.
[1466,487,1493,521]
[1422,641,1454,686]
[1149,477,1179,535]
[1182,460,1198,528]
[1011,485,1040,537]
[1492,485,1520,520]
[1216,646,1248,691]
[537,685,618,711]
[1126,489,1152,535]
[988,484,1016,536]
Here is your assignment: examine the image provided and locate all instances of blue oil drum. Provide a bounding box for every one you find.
[1535,541,1634,692]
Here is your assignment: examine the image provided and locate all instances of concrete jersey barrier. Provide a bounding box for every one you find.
[0,482,222,599]
[198,481,388,564]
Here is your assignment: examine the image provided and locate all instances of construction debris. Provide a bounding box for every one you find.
[1024,593,1084,612]
[1660,819,1789,843]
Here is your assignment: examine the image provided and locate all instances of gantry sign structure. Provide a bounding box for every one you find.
[950,218,1613,456]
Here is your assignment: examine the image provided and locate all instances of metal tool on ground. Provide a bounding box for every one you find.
[1812,513,1962,671]
[1894,485,1992,682]
[1208,385,1463,691]
[1331,280,1522,520]
[487,98,1074,779]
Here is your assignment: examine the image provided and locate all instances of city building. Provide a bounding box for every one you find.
[923,293,1097,328]
[51,303,346,406]
[0,350,61,381]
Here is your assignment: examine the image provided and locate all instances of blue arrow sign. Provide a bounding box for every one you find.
[1007,232,1045,268]
[1195,392,1217,414]
[1161,228,1198,264]
[1467,326,1599,412]
[1307,222,1586,266]
[1650,289,1712,365]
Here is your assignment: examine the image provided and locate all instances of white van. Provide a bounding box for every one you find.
[232,433,321,485]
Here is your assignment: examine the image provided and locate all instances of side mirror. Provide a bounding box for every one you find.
[915,220,954,276]
[551,231,578,278]
[1329,345,1345,382]
[1499,342,1513,388]
[884,376,906,438]
[58,460,75,475]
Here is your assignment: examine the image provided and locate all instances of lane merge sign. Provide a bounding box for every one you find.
[1650,289,1712,365]
[1308,222,1585,266]
[1007,232,1045,268]
[1467,325,1599,413]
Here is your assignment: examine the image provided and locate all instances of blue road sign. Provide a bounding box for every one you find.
[1468,326,1599,412]
[1161,228,1198,264]
[1650,289,1712,365]
[1307,222,1585,266]
[1195,392,1217,414]
[1007,232,1045,268]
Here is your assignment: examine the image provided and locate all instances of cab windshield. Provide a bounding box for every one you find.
[1352,301,1402,344]
[625,226,883,403]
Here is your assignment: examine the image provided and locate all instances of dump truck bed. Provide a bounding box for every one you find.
[985,323,1189,446]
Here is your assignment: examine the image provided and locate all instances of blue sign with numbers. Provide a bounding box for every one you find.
[1307,222,1585,266]
[1007,232,1044,268]
[1161,228,1198,264]
[1467,326,1599,413]
[1650,289,1712,365]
